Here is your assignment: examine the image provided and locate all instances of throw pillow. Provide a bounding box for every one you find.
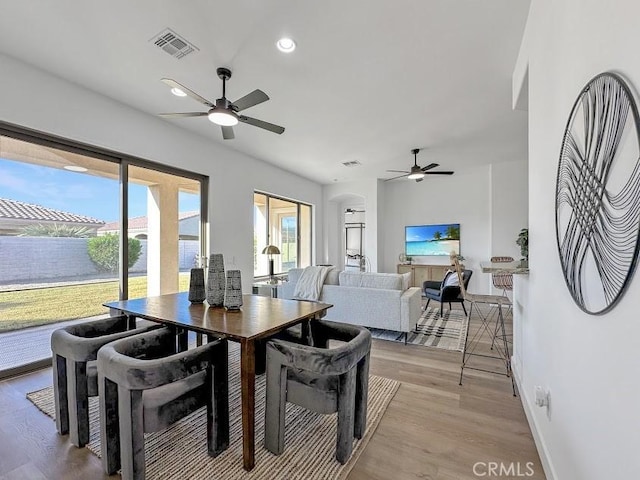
[443,270,460,288]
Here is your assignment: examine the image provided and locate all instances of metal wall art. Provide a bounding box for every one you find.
[555,72,640,314]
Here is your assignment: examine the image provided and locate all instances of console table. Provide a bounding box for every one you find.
[397,264,450,287]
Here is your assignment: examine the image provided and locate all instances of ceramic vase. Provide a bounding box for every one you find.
[188,268,206,303]
[206,253,225,306]
[224,270,243,310]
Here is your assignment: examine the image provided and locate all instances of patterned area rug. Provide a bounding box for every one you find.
[26,348,399,480]
[370,306,467,351]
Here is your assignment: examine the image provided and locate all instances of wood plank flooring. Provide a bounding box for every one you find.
[0,307,544,479]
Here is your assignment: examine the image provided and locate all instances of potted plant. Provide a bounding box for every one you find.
[516,228,528,264]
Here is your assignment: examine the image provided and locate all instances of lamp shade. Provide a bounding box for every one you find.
[262,245,281,255]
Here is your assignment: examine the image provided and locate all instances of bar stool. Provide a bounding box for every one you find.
[453,258,516,396]
[489,256,514,350]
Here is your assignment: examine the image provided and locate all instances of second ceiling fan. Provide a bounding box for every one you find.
[386,149,454,182]
[158,67,285,140]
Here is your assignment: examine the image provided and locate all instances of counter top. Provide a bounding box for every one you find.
[480,260,529,274]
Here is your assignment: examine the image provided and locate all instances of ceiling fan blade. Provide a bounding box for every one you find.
[161,78,215,107]
[386,169,410,173]
[425,171,455,175]
[416,177,424,183]
[221,126,235,140]
[232,89,269,112]
[384,173,410,181]
[238,115,285,134]
[420,163,439,172]
[158,112,208,118]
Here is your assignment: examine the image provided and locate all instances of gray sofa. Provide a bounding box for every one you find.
[277,269,422,339]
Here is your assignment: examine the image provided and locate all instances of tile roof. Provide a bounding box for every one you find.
[0,198,105,225]
[98,211,199,231]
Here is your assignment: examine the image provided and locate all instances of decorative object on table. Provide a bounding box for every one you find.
[555,72,640,315]
[262,245,281,283]
[188,267,206,303]
[207,253,225,306]
[516,229,528,263]
[224,270,243,310]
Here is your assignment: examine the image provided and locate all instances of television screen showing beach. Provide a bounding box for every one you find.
[405,224,460,256]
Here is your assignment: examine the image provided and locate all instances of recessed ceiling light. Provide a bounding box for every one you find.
[64,165,88,172]
[171,87,187,97]
[276,37,296,53]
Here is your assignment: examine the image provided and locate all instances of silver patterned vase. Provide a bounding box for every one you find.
[206,254,225,306]
[224,270,243,310]
[188,268,206,303]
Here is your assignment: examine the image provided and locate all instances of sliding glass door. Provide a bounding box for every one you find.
[253,192,312,278]
[0,127,207,377]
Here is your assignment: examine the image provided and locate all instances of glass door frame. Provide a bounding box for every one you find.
[0,121,208,378]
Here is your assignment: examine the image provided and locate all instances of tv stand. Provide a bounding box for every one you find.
[397,264,450,288]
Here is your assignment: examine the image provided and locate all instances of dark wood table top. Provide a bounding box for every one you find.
[104,292,332,341]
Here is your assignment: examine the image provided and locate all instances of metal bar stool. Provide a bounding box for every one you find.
[489,256,514,350]
[453,258,516,396]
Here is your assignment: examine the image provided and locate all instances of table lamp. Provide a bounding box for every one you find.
[262,245,281,283]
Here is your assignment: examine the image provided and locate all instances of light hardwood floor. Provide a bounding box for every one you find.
[0,306,544,479]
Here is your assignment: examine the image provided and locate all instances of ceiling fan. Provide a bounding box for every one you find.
[385,148,454,182]
[158,67,285,140]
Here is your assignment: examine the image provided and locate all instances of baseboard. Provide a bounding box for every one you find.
[512,361,558,480]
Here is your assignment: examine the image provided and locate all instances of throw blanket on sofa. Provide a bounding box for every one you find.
[293,266,333,301]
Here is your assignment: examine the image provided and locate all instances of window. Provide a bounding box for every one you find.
[253,192,312,277]
[0,126,207,377]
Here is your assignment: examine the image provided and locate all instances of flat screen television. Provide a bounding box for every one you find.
[405,224,460,256]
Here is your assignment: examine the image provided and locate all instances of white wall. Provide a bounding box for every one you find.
[490,160,529,260]
[383,165,494,292]
[515,1,640,478]
[0,53,323,291]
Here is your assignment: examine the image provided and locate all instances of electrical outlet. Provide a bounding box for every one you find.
[534,386,550,408]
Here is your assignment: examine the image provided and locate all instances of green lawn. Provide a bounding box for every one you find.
[0,275,189,332]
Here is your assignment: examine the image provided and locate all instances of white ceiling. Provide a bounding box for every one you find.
[0,0,530,185]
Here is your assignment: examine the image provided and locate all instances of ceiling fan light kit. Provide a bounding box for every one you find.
[159,67,285,138]
[208,110,238,126]
[385,148,454,182]
[170,87,187,97]
[276,37,296,53]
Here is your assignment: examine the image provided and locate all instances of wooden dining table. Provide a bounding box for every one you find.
[104,292,332,471]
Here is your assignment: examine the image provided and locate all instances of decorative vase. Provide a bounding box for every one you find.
[224,270,243,310]
[188,268,206,303]
[206,254,225,307]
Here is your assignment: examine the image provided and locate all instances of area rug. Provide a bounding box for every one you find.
[369,306,467,351]
[26,348,399,480]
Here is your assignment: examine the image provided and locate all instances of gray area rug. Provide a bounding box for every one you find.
[370,306,467,351]
[27,347,399,480]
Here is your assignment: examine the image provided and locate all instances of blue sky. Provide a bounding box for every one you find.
[0,158,199,222]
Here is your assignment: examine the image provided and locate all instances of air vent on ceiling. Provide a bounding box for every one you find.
[150,28,199,59]
[342,160,361,167]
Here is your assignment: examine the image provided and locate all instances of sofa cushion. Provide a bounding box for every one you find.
[338,271,403,290]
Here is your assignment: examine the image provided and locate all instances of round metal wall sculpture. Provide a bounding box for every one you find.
[556,72,640,314]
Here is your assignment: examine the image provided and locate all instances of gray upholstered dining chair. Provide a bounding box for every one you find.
[50,315,158,447]
[264,320,371,464]
[97,327,229,480]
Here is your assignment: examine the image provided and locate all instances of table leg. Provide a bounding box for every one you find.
[240,339,256,471]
